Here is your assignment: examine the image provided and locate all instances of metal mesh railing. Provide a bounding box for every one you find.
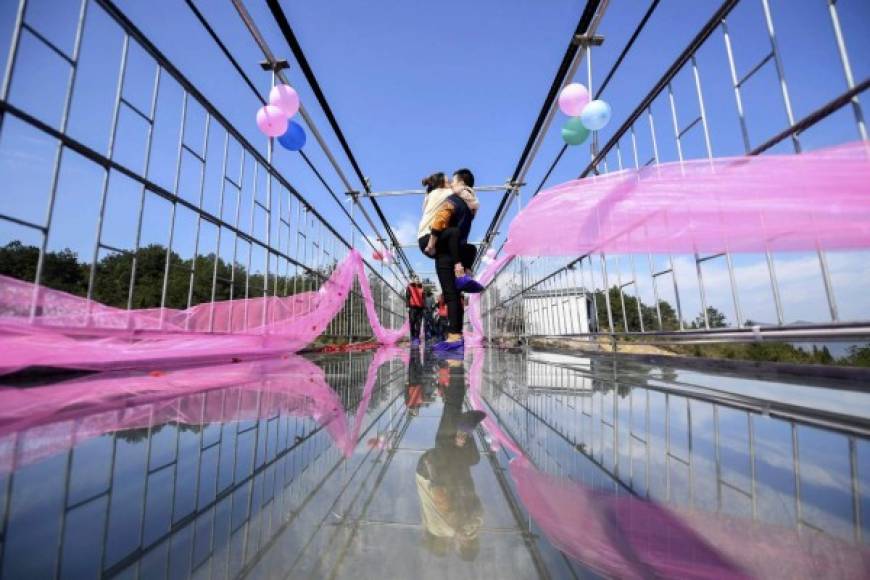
[479,0,869,345]
[0,0,405,341]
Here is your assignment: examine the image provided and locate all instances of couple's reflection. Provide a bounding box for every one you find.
[408,349,486,560]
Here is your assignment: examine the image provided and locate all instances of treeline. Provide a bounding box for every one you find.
[594,286,685,331]
[598,284,869,366]
[583,287,724,332]
[486,282,723,334]
[666,342,870,367]
[0,240,359,310]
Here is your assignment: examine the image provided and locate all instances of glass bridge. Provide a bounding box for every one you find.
[0,0,868,578]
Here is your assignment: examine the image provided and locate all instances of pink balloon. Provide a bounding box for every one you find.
[256,105,288,137]
[558,83,590,117]
[269,84,300,118]
[485,248,497,259]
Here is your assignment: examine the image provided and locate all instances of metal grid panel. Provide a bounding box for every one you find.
[480,0,869,344]
[0,0,403,341]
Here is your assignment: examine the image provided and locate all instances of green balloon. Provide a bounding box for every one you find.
[561,117,590,146]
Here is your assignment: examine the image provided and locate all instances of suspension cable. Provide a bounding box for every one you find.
[475,0,606,267]
[210,0,410,282]
[531,0,661,196]
[262,0,414,276]
[182,0,407,289]
[578,0,741,178]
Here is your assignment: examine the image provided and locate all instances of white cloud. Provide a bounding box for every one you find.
[664,251,870,324]
[393,217,419,247]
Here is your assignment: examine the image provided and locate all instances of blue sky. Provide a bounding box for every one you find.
[0,0,868,325]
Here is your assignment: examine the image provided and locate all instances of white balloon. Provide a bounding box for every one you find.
[580,100,612,131]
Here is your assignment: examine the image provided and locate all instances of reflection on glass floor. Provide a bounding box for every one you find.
[0,347,867,578]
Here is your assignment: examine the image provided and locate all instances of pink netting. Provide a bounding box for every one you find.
[464,254,515,347]
[504,141,870,257]
[466,348,870,578]
[465,143,870,346]
[508,458,870,579]
[0,347,407,474]
[0,250,407,375]
[336,345,408,455]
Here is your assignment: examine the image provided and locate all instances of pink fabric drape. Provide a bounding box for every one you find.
[0,347,407,475]
[504,141,870,257]
[0,250,407,375]
[464,254,514,346]
[465,142,870,346]
[466,348,870,578]
[337,345,408,455]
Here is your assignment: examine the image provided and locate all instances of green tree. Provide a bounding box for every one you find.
[593,286,681,332]
[0,241,89,296]
[818,345,834,364]
[843,345,870,367]
[657,300,681,331]
[691,306,728,329]
[0,240,325,310]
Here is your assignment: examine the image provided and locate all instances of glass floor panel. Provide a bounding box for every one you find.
[0,347,867,579]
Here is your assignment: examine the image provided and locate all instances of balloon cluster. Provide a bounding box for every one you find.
[372,247,394,265]
[255,84,307,151]
[480,248,497,265]
[557,83,611,146]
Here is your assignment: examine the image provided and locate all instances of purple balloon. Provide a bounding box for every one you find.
[269,84,300,118]
[256,105,288,138]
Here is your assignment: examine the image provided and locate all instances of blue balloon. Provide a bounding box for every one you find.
[580,100,612,131]
[277,120,306,151]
